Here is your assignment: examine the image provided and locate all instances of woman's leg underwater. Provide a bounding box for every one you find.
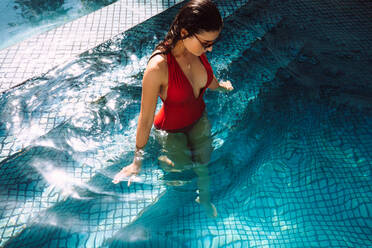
[155,130,193,185]
[186,113,217,217]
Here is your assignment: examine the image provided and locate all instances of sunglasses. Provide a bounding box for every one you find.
[194,34,220,49]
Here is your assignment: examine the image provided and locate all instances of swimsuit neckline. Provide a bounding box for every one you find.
[170,52,209,99]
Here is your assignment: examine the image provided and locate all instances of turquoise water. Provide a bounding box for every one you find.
[0,0,118,49]
[1,0,371,247]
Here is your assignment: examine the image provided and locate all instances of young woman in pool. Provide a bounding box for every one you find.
[113,0,233,217]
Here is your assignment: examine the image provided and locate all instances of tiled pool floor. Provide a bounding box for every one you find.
[0,0,184,93]
[0,0,371,247]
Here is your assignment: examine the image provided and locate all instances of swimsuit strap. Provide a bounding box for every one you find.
[148,51,167,63]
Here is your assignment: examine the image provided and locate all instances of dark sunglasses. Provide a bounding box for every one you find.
[194,34,220,49]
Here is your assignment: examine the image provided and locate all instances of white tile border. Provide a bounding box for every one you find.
[0,0,184,93]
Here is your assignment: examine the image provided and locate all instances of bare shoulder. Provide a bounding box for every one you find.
[144,51,168,85]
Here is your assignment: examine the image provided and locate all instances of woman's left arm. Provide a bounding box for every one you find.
[208,76,234,92]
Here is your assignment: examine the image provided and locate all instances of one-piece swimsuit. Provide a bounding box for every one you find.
[153,52,214,133]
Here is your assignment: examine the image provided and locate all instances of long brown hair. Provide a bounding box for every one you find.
[156,0,223,54]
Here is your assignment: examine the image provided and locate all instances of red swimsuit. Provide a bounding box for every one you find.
[154,52,214,132]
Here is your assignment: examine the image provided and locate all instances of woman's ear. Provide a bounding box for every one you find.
[180,28,189,38]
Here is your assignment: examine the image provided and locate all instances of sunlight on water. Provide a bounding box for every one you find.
[67,136,100,153]
[0,1,371,247]
[32,160,84,198]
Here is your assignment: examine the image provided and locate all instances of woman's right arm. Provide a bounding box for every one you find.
[112,56,166,185]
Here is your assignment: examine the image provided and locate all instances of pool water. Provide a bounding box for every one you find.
[0,0,118,50]
[0,0,371,247]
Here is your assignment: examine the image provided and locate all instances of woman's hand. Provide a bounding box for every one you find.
[219,80,234,91]
[112,163,141,186]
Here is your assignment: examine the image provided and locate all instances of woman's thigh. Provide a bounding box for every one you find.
[186,113,213,165]
[155,130,193,171]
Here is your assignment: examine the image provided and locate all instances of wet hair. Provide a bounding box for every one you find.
[155,0,223,54]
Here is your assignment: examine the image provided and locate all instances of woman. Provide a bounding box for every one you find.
[113,0,233,217]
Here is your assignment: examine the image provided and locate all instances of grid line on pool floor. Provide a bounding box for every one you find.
[0,0,185,94]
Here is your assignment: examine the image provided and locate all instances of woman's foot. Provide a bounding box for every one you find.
[195,196,218,218]
[158,155,175,167]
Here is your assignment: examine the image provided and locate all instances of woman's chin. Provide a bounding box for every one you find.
[193,51,205,57]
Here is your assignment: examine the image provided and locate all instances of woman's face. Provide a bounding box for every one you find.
[182,29,221,56]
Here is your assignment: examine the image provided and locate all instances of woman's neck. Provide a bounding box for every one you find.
[172,40,189,58]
